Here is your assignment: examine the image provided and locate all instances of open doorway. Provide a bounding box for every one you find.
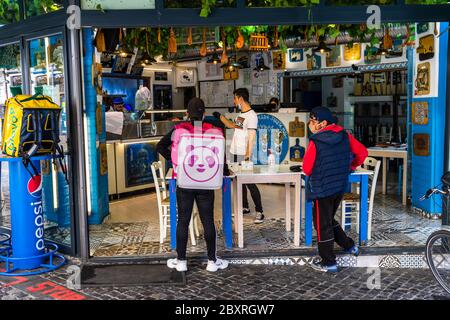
[82,24,444,259]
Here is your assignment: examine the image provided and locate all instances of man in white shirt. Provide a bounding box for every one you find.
[214,88,264,223]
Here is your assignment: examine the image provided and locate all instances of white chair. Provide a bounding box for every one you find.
[380,125,392,143]
[341,157,381,240]
[151,161,200,245]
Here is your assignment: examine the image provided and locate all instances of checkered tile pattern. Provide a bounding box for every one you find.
[88,194,444,257]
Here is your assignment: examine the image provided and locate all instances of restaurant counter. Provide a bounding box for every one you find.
[107,137,166,197]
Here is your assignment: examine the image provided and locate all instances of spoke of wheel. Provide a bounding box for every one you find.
[426,231,450,295]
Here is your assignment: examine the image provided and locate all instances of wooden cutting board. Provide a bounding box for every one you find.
[289,117,305,137]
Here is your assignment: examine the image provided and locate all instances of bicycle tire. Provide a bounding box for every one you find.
[425,229,450,294]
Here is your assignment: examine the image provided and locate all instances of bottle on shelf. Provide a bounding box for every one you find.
[268,149,276,166]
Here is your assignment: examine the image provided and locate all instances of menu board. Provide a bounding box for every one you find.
[200,80,235,109]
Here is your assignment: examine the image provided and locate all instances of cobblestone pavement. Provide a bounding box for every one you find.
[0,258,449,300]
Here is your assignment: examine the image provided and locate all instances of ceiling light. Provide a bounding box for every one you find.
[115,44,133,57]
[313,37,331,54]
[377,45,388,56]
[139,52,157,66]
[207,52,221,64]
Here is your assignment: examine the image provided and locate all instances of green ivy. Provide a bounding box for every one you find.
[24,0,63,18]
[0,0,20,24]
[122,28,172,60]
[246,0,319,7]
[0,43,20,69]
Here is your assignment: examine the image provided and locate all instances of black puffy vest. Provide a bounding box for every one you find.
[306,129,351,200]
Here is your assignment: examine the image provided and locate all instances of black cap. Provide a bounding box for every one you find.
[310,106,337,124]
[187,98,205,120]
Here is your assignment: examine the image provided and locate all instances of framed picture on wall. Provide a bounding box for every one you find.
[124,143,156,187]
[306,53,321,70]
[344,43,361,61]
[416,23,429,35]
[289,49,303,63]
[364,46,381,64]
[326,46,341,67]
[417,34,435,61]
[412,101,429,125]
[272,50,286,70]
[112,54,132,73]
[101,53,115,69]
[413,134,430,156]
[386,39,403,59]
[415,62,430,96]
[176,68,196,87]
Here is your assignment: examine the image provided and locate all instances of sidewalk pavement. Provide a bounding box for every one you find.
[0,258,448,300]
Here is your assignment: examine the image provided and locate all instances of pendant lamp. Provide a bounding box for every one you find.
[313,37,332,54]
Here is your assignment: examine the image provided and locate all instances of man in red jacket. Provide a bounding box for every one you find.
[303,107,368,273]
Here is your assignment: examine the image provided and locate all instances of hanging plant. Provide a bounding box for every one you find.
[122,28,170,59]
[200,0,217,17]
[0,44,20,69]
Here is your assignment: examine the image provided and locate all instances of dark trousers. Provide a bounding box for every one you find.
[243,184,263,213]
[176,187,217,261]
[233,154,264,213]
[312,194,355,266]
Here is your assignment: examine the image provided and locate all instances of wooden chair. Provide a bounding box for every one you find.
[341,157,381,240]
[151,161,200,245]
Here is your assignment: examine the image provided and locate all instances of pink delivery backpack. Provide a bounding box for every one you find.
[172,122,225,190]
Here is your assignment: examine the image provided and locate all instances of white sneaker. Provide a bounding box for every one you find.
[254,212,265,224]
[206,258,229,272]
[167,258,187,272]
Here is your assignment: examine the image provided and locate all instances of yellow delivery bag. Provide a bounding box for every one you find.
[2,94,62,158]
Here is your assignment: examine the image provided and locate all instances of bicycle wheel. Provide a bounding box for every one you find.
[426,230,450,294]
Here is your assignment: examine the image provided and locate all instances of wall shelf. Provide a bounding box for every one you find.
[348,95,407,104]
[145,109,187,114]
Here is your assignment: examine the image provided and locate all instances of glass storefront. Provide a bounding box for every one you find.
[27,34,73,250]
[0,42,21,234]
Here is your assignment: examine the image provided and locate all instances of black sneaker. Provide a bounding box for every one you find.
[243,208,251,215]
[310,259,338,273]
[254,212,264,224]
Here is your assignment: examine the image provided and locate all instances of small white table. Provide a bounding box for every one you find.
[232,165,302,248]
[368,147,407,205]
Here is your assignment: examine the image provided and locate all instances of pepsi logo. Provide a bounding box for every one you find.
[27,175,42,198]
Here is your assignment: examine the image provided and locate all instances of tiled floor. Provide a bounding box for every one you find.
[88,185,442,257]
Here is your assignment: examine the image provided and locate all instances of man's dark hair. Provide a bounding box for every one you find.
[233,88,250,103]
[269,97,279,105]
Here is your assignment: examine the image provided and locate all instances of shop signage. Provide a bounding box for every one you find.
[254,114,289,165]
